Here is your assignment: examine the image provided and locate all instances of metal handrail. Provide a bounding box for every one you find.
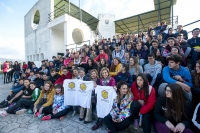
[65,40,91,51]
[93,29,102,40]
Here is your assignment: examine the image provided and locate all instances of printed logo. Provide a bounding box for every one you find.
[68,82,75,89]
[101,90,108,99]
[80,83,86,91]
[105,20,109,24]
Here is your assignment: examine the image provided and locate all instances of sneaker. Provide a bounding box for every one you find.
[0,110,7,117]
[71,111,77,117]
[0,101,9,108]
[108,130,112,133]
[42,115,51,121]
[16,109,27,115]
[38,113,44,118]
[27,110,33,114]
[133,119,139,129]
[35,112,40,117]
[91,124,99,130]
[0,100,5,105]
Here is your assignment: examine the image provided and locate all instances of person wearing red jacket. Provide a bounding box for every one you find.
[94,49,109,63]
[55,67,72,85]
[22,62,28,73]
[130,73,156,133]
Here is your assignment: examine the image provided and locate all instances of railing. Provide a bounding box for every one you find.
[93,29,102,40]
[65,40,90,51]
[131,16,178,33]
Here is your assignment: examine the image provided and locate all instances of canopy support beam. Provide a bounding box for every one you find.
[158,0,161,22]
[139,16,145,31]
[115,23,127,33]
[171,0,174,27]
[122,20,130,32]
[138,15,140,33]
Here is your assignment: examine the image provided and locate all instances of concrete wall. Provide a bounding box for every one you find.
[51,29,64,56]
[24,0,53,62]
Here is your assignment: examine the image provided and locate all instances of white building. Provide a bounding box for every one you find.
[24,0,116,66]
[25,0,177,66]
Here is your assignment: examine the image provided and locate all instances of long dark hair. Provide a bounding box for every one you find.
[192,60,200,88]
[136,74,149,99]
[110,57,121,72]
[165,84,187,122]
[116,81,131,102]
[151,48,165,63]
[121,63,128,73]
[99,58,108,67]
[87,58,97,66]
[55,84,64,95]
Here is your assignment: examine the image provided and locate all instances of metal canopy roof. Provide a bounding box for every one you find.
[53,0,99,30]
[115,0,177,33]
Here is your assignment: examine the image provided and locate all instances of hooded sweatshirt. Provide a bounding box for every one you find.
[162,66,193,88]
[144,61,162,86]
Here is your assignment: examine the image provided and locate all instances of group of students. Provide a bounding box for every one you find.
[0,25,200,133]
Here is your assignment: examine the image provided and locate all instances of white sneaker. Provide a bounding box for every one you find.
[16,109,27,115]
[0,110,7,117]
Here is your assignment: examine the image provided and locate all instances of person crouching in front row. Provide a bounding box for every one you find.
[104,81,133,133]
[30,81,55,118]
[41,84,69,121]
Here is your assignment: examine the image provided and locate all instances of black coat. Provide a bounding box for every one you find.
[49,73,61,84]
[13,64,21,72]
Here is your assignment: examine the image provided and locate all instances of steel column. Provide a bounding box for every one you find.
[79,0,82,22]
[171,0,174,27]
[138,15,140,33]
[158,0,161,22]
[69,0,70,15]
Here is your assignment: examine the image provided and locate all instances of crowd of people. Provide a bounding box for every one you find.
[1,24,200,133]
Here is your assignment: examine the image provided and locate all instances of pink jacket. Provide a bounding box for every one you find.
[80,56,88,64]
[64,58,71,66]
[3,62,9,73]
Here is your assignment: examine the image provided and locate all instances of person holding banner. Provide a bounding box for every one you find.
[92,67,116,130]
[41,84,69,121]
[79,69,100,124]
[104,81,133,133]
[71,68,89,117]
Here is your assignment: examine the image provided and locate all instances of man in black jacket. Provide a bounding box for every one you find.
[49,68,60,84]
[187,28,200,67]
[34,72,44,90]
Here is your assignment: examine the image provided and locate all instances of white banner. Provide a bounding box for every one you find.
[63,79,94,108]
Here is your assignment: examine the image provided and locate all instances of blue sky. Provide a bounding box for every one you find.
[0,0,199,60]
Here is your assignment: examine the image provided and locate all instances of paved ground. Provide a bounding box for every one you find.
[0,76,143,133]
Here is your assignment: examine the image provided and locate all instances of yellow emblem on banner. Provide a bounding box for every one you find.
[80,83,86,91]
[101,90,108,99]
[68,82,75,89]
